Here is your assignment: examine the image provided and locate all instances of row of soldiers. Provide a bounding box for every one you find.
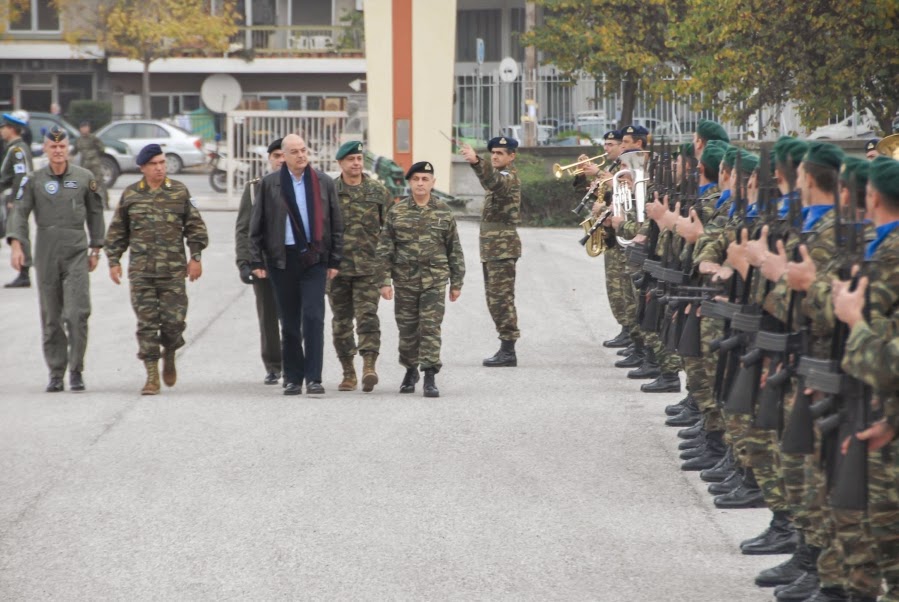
[577,121,899,602]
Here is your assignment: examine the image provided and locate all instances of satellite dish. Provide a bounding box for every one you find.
[498,57,519,83]
[200,74,243,114]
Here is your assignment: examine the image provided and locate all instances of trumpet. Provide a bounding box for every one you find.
[552,153,608,178]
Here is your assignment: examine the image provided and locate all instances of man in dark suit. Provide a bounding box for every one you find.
[249,134,344,396]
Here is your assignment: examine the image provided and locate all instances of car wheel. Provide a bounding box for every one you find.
[165,153,184,174]
[100,156,120,188]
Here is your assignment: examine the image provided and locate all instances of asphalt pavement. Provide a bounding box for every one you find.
[0,216,777,600]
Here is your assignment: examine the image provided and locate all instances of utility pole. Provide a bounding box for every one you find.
[523,2,537,147]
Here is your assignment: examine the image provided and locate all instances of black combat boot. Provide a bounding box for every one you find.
[400,367,419,394]
[677,420,704,439]
[678,429,706,449]
[641,371,681,392]
[700,447,735,482]
[627,349,660,379]
[4,267,30,288]
[617,344,635,357]
[69,371,85,392]
[741,510,798,555]
[708,466,743,495]
[664,397,701,427]
[666,394,691,417]
[774,546,820,601]
[681,430,726,471]
[755,535,810,587]
[483,340,517,367]
[46,376,64,393]
[603,327,632,348]
[615,347,645,368]
[422,368,439,398]
[714,466,766,509]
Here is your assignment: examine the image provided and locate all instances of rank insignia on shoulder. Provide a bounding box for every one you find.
[189,197,198,208]
[89,180,97,192]
[64,180,78,189]
[14,164,25,174]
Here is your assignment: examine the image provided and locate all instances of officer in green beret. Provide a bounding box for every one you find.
[329,140,391,392]
[6,126,105,392]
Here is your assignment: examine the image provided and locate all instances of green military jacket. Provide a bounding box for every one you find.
[679,183,721,267]
[6,162,105,249]
[73,134,105,169]
[334,173,391,276]
[692,193,735,265]
[377,195,465,291]
[105,177,209,278]
[472,158,521,261]
[0,137,32,201]
[235,177,262,269]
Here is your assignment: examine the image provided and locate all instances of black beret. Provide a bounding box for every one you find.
[603,130,623,142]
[136,143,164,166]
[487,136,519,151]
[267,138,283,155]
[405,161,435,180]
[45,126,67,142]
[866,138,881,153]
[79,120,91,128]
[622,124,649,137]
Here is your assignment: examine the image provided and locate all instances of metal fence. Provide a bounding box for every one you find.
[225,110,347,200]
[454,68,750,144]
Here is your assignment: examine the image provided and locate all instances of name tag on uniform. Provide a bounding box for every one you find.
[64,180,78,189]
[14,164,25,174]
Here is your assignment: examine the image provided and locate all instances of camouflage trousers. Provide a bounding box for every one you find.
[394,284,446,372]
[804,432,846,590]
[327,273,381,358]
[645,330,680,372]
[870,439,899,601]
[604,246,631,328]
[129,277,187,361]
[698,315,727,431]
[726,412,789,512]
[624,271,645,348]
[778,382,814,534]
[684,354,724,432]
[482,259,520,341]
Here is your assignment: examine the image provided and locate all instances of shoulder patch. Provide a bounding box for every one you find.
[15,151,23,160]
[89,179,98,192]
[14,163,25,174]
[64,180,78,189]
[15,176,27,200]
[45,181,59,195]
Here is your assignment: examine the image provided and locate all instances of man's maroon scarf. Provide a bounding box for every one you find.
[280,163,324,264]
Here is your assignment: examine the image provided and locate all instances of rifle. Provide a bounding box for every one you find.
[638,141,668,333]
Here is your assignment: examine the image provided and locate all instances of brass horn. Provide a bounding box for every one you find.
[552,153,608,179]
[876,133,899,160]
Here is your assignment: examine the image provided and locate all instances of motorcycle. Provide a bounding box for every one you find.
[207,143,268,193]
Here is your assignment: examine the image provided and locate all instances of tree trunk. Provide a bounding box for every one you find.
[618,73,638,129]
[141,60,151,119]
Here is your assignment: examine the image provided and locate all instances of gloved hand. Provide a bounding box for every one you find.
[239,264,254,284]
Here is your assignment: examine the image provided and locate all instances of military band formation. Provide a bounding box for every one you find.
[4,104,899,601]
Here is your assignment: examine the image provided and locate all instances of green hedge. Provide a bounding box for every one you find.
[515,153,582,227]
[67,100,113,130]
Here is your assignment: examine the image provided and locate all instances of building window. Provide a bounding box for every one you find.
[9,0,60,32]
[150,94,203,119]
[0,75,13,112]
[456,9,501,62]
[291,0,332,26]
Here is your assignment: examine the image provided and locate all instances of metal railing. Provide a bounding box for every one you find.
[229,25,363,56]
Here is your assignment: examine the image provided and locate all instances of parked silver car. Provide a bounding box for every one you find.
[97,120,205,174]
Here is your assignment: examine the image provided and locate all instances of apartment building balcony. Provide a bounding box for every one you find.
[229,25,363,58]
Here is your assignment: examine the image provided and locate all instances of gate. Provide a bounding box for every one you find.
[225,110,348,201]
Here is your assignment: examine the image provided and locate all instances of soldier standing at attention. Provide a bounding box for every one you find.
[377,161,465,398]
[235,137,284,385]
[105,144,209,395]
[6,126,105,392]
[72,121,108,209]
[329,140,390,392]
[460,137,521,367]
[1,111,34,288]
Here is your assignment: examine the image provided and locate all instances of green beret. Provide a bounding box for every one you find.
[870,156,899,199]
[679,142,694,159]
[723,145,739,169]
[738,149,759,174]
[802,141,844,171]
[700,140,728,171]
[774,136,808,168]
[696,119,730,143]
[839,157,870,191]
[336,140,364,161]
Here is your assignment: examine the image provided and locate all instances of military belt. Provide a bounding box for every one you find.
[480,221,516,232]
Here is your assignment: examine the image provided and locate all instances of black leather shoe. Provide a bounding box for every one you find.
[603,327,632,348]
[742,511,798,555]
[46,377,64,393]
[400,367,419,394]
[700,448,735,482]
[283,382,302,396]
[714,480,766,509]
[755,544,810,587]
[483,340,517,367]
[678,430,706,450]
[306,382,325,395]
[69,371,85,392]
[423,369,439,398]
[665,405,701,427]
[775,570,820,601]
[628,360,661,379]
[708,468,742,495]
[614,351,644,368]
[617,345,635,357]
[264,372,279,385]
[4,269,30,288]
[641,372,681,392]
[677,420,703,439]
[666,395,691,416]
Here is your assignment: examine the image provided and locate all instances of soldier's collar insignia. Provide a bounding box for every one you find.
[139,180,146,190]
[164,178,171,188]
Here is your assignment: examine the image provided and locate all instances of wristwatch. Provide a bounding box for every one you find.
[191,252,202,262]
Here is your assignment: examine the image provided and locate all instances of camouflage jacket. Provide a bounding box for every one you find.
[376,196,465,291]
[72,134,105,168]
[6,162,105,248]
[0,137,32,200]
[105,177,209,278]
[334,174,391,276]
[692,192,735,265]
[679,183,721,268]
[472,158,521,261]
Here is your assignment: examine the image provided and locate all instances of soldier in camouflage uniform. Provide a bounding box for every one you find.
[460,137,521,367]
[6,126,105,393]
[105,144,209,395]
[1,111,34,288]
[72,121,108,209]
[377,161,464,398]
[328,141,391,392]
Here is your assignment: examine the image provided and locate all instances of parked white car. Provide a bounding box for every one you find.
[808,111,877,140]
[501,124,554,145]
[96,120,205,173]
